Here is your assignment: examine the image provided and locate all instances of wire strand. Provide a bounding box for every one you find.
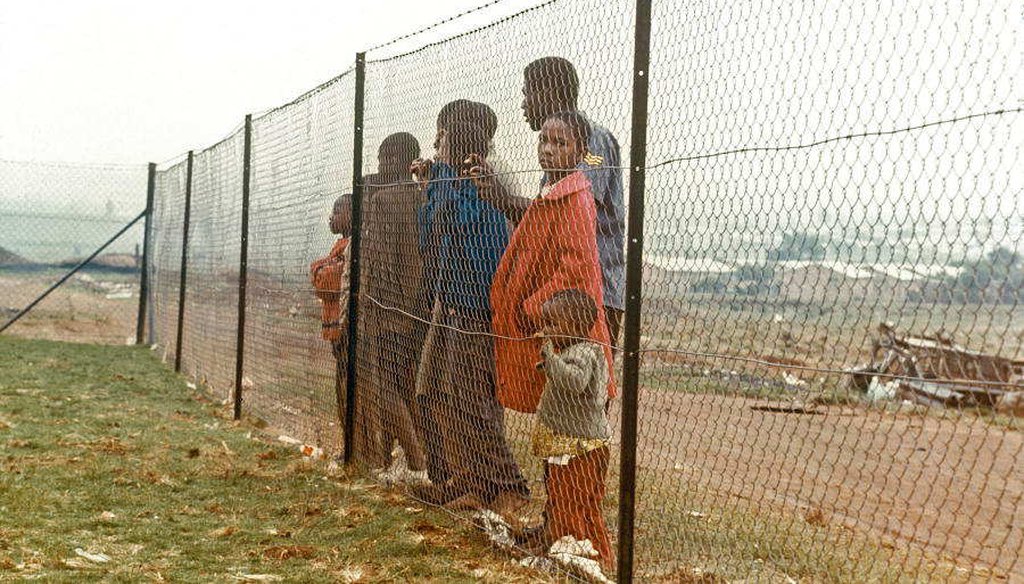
[363,293,1023,390]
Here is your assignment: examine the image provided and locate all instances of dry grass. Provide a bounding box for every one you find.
[0,336,550,583]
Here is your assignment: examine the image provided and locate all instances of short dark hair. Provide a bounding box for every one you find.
[524,57,579,107]
[545,289,598,331]
[334,193,351,212]
[437,100,498,142]
[543,110,591,145]
[378,132,420,162]
[442,120,490,170]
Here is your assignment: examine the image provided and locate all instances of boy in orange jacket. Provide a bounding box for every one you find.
[310,193,352,348]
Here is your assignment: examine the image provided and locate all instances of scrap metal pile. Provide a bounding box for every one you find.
[850,323,1023,414]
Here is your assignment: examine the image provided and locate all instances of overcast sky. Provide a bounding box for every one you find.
[0,0,539,165]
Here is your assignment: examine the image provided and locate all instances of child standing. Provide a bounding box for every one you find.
[482,109,614,565]
[531,289,612,563]
[411,118,529,513]
[310,194,354,434]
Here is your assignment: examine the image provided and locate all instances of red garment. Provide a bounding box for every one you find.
[310,237,350,342]
[491,171,615,413]
[545,446,613,565]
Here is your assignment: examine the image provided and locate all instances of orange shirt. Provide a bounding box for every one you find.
[309,237,350,342]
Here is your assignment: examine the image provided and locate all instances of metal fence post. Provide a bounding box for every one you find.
[343,52,367,464]
[233,115,254,420]
[617,0,652,581]
[135,163,157,345]
[174,151,195,373]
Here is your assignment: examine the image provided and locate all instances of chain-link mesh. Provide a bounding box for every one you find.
[178,133,245,402]
[136,0,1023,580]
[0,159,147,344]
[243,73,355,452]
[635,1,1022,580]
[149,159,188,363]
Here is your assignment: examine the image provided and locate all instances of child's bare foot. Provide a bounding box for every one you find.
[409,481,464,505]
[513,524,551,556]
[445,492,485,511]
[488,490,530,527]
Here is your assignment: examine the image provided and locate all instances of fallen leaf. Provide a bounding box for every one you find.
[64,557,95,569]
[257,450,278,460]
[262,545,316,560]
[338,566,363,583]
[231,574,283,582]
[74,548,111,563]
[209,526,237,538]
[804,507,827,527]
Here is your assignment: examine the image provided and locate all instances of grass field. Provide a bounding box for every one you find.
[0,337,547,583]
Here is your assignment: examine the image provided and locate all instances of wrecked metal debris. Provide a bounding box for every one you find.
[849,322,1022,409]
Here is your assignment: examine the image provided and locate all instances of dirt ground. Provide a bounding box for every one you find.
[6,270,1021,579]
[0,270,138,345]
[603,391,1023,580]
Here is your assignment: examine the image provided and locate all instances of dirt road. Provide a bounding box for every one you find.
[615,390,1023,578]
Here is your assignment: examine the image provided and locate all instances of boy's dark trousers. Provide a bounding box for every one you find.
[416,307,529,501]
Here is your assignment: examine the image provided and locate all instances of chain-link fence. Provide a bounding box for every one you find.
[0,159,149,344]
[637,1,1022,580]
[9,0,1023,580]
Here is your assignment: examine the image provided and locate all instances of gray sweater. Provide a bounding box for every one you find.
[537,340,611,441]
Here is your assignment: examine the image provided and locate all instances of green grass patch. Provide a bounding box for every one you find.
[0,337,545,583]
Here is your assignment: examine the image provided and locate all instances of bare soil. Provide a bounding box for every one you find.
[606,391,1023,579]
[0,271,137,344]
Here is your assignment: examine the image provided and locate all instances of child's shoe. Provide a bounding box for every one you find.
[513,524,550,556]
[370,467,392,485]
[445,492,485,511]
[402,469,430,486]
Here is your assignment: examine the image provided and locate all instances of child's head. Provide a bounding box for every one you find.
[329,193,352,236]
[540,289,598,350]
[437,100,497,142]
[522,57,579,131]
[378,132,420,180]
[437,120,489,172]
[538,110,591,183]
[435,100,496,164]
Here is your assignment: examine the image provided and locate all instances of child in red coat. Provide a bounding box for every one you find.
[479,111,615,567]
[484,111,615,414]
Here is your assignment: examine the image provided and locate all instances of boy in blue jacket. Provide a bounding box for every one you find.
[410,117,529,516]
